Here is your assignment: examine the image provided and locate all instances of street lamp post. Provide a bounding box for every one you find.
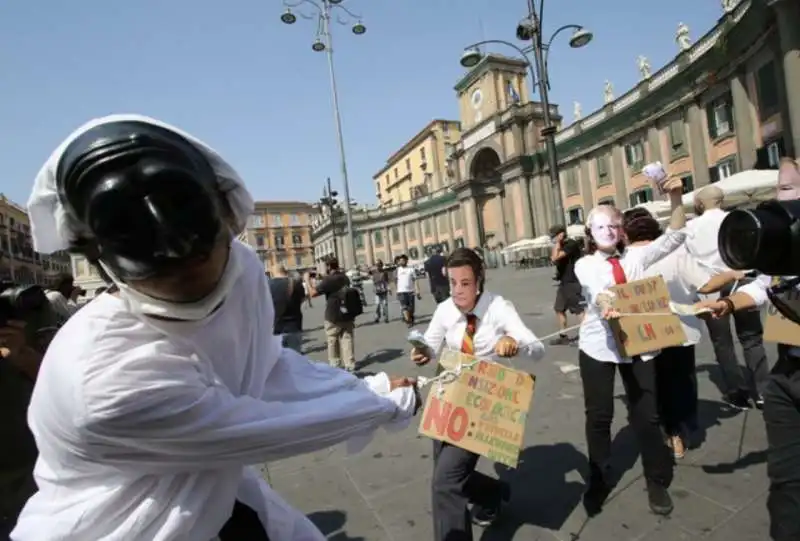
[320,177,339,260]
[280,0,365,269]
[460,1,592,226]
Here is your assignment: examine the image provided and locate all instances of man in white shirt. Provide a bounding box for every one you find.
[395,254,421,327]
[686,185,769,409]
[44,273,79,324]
[14,114,421,541]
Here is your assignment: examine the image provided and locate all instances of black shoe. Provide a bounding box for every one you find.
[754,394,765,410]
[549,334,571,346]
[723,390,751,410]
[582,476,611,517]
[471,503,501,527]
[646,481,673,516]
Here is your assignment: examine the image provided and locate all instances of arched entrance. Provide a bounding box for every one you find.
[470,147,502,181]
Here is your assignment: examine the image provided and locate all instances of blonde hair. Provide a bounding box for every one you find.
[584,204,624,254]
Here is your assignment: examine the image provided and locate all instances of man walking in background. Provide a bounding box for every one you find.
[371,260,391,323]
[270,266,306,353]
[307,258,357,372]
[549,225,585,345]
[395,254,421,328]
[424,247,450,303]
[687,185,769,409]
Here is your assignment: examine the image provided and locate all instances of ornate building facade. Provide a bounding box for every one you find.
[312,0,800,268]
[241,201,316,275]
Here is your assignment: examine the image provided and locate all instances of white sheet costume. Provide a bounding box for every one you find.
[12,115,418,541]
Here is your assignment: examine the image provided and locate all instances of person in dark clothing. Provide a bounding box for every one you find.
[549,225,585,345]
[307,258,356,371]
[269,266,306,353]
[424,248,450,303]
[371,260,391,323]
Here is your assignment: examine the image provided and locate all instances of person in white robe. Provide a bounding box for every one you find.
[11,114,420,541]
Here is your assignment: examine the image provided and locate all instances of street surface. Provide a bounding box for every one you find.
[265,267,772,541]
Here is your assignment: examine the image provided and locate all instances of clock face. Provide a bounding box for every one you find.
[471,89,483,109]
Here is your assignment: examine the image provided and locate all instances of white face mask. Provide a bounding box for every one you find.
[590,212,622,249]
[99,238,243,321]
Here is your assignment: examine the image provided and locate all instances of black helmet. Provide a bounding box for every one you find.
[56,121,225,280]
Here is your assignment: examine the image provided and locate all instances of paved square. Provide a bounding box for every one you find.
[267,267,772,540]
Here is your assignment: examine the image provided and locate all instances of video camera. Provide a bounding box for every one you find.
[718,199,800,324]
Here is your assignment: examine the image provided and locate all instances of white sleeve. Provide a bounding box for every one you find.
[495,298,545,360]
[423,302,449,355]
[78,347,416,474]
[574,257,610,305]
[737,274,771,308]
[639,228,687,270]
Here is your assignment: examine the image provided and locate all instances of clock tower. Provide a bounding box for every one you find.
[455,54,530,132]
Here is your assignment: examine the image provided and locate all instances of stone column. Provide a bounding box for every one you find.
[363,229,374,266]
[431,214,440,244]
[462,198,480,247]
[530,176,548,237]
[381,227,392,262]
[730,73,757,171]
[494,194,508,246]
[687,102,711,186]
[415,220,424,252]
[449,209,461,246]
[400,223,409,255]
[647,125,662,163]
[772,0,800,157]
[580,159,593,214]
[518,176,534,239]
[611,145,629,208]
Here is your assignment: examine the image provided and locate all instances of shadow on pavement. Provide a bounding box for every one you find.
[307,510,366,541]
[359,348,404,368]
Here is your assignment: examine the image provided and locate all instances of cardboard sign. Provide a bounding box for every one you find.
[418,350,535,468]
[763,280,800,346]
[608,276,687,357]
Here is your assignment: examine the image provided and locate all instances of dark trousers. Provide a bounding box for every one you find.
[578,351,673,487]
[431,441,507,541]
[432,284,450,304]
[765,345,800,541]
[218,500,270,541]
[705,288,770,397]
[654,345,698,436]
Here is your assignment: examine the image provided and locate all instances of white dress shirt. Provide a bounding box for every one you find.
[574,229,687,363]
[422,292,545,362]
[396,266,416,293]
[685,208,730,275]
[13,242,417,541]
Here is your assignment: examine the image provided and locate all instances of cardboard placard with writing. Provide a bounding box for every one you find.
[763,279,800,346]
[418,350,535,468]
[608,276,687,357]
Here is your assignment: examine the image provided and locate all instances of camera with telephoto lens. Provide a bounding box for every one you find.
[718,200,800,324]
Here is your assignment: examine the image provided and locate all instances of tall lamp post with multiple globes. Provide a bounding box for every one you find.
[280,0,365,268]
[459,0,593,226]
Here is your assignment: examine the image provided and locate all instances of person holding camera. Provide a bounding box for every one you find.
[15,114,421,541]
[549,224,585,345]
[410,247,544,541]
[696,158,800,541]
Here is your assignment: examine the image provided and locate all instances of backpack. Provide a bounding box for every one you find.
[334,285,364,320]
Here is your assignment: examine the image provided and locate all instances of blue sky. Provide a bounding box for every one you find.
[1,0,725,208]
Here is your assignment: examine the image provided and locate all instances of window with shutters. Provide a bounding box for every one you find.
[756,61,779,119]
[407,224,416,241]
[567,207,584,225]
[565,168,580,195]
[709,157,737,183]
[706,93,734,140]
[766,140,783,168]
[598,197,615,206]
[596,154,610,185]
[423,219,432,237]
[391,227,400,243]
[668,118,688,160]
[681,175,694,194]
[374,231,383,246]
[628,188,653,207]
[624,140,645,170]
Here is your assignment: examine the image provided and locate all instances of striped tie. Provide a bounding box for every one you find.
[461,313,478,355]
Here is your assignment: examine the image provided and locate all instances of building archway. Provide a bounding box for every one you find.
[469,147,502,181]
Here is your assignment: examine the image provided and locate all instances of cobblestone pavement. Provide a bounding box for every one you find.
[265,267,772,541]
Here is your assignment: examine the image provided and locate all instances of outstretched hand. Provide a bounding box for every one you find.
[389,376,422,414]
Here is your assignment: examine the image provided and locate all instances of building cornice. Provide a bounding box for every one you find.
[453,54,529,94]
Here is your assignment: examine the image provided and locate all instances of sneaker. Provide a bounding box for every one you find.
[754,395,765,410]
[471,503,501,527]
[646,481,673,516]
[723,390,751,410]
[549,334,572,346]
[582,476,611,517]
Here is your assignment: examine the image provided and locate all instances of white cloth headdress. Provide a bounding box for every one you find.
[27,114,255,254]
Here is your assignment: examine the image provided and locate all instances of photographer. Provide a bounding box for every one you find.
[549,224,584,345]
[696,158,800,541]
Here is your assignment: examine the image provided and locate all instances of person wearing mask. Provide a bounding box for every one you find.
[549,224,585,345]
[371,260,391,323]
[696,158,800,541]
[45,273,79,323]
[14,114,421,541]
[307,257,357,372]
[623,208,746,459]
[424,247,450,303]
[269,266,306,353]
[410,247,545,540]
[574,176,686,517]
[395,254,421,327]
[687,185,769,409]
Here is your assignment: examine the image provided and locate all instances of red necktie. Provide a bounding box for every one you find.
[608,257,627,285]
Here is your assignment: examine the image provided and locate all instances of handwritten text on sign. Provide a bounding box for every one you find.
[419,351,535,468]
[609,276,686,357]
[764,280,800,346]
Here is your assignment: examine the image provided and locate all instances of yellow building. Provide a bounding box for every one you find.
[0,194,71,285]
[244,201,317,275]
[374,119,461,206]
